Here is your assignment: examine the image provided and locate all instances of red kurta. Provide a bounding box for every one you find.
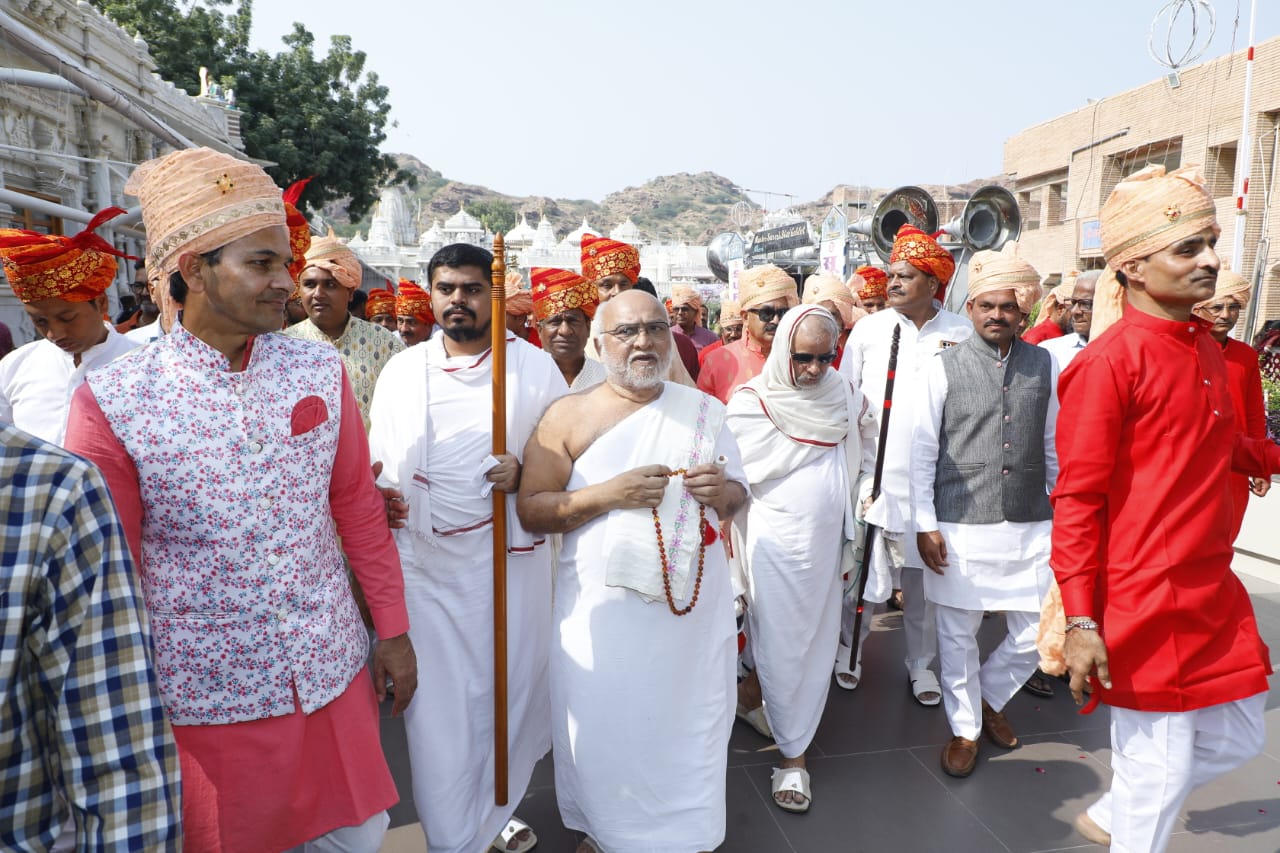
[1022,320,1065,345]
[696,336,767,404]
[1051,309,1279,712]
[1223,337,1268,539]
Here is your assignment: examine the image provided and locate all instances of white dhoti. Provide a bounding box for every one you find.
[552,389,740,853]
[743,449,846,758]
[926,520,1051,739]
[1087,692,1267,853]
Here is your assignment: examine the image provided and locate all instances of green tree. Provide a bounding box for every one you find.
[89,1,408,219]
[469,200,517,235]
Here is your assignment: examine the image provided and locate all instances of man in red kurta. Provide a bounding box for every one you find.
[1193,269,1271,539]
[697,264,798,403]
[1053,164,1280,852]
[1021,276,1073,344]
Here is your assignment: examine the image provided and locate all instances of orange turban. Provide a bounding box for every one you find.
[580,233,640,283]
[889,225,956,301]
[530,267,599,322]
[397,281,434,325]
[850,266,887,301]
[1101,164,1218,267]
[282,178,313,284]
[366,286,398,319]
[1193,267,1253,321]
[504,271,534,316]
[0,207,135,303]
[302,229,361,290]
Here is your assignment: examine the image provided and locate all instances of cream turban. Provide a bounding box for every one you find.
[126,147,286,281]
[738,264,799,311]
[1193,267,1252,321]
[803,271,860,328]
[302,229,362,290]
[504,270,534,316]
[718,299,743,327]
[966,246,1040,314]
[1101,164,1219,267]
[670,284,703,313]
[1089,267,1126,340]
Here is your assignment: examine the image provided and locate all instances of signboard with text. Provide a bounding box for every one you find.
[749,221,811,256]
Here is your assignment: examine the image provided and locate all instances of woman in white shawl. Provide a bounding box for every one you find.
[727,305,877,813]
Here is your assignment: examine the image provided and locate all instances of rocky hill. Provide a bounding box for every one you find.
[323,154,1007,245]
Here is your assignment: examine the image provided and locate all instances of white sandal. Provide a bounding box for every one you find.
[770,766,811,813]
[735,701,773,739]
[491,817,538,852]
[908,668,942,706]
[833,642,861,691]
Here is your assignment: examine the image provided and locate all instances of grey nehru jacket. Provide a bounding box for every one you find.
[934,334,1053,524]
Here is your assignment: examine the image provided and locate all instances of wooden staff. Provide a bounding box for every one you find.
[490,233,509,806]
[849,323,901,664]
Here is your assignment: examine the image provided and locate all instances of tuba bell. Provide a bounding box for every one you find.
[848,186,939,261]
[937,185,1021,252]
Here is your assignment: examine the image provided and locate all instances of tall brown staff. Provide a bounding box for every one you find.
[490,233,509,806]
[849,323,901,664]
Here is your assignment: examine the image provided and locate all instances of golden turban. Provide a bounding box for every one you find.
[738,264,799,311]
[1193,267,1252,321]
[126,147,286,282]
[366,287,397,319]
[670,284,703,313]
[530,267,599,321]
[1100,164,1219,267]
[580,234,641,283]
[0,207,133,303]
[718,298,743,327]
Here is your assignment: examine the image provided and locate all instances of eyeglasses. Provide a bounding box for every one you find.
[746,306,790,323]
[1201,302,1241,315]
[791,351,838,365]
[603,321,671,343]
[1068,299,1094,311]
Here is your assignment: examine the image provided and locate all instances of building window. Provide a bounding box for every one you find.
[1205,144,1237,198]
[1046,182,1067,225]
[2,189,64,235]
[1018,188,1042,231]
[1101,138,1183,206]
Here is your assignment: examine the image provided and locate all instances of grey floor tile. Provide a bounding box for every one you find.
[722,766,796,853]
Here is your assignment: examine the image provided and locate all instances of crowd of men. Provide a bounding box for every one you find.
[0,149,1276,853]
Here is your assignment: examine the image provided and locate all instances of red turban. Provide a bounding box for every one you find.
[530,267,599,322]
[580,233,640,283]
[366,286,397,319]
[851,266,887,301]
[396,281,434,325]
[0,207,135,303]
[889,225,955,301]
[282,178,313,284]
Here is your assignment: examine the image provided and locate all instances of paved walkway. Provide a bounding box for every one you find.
[379,563,1280,852]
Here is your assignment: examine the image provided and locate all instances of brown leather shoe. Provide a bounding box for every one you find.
[981,700,1018,749]
[941,736,978,777]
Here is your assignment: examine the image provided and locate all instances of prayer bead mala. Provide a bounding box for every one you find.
[653,467,706,616]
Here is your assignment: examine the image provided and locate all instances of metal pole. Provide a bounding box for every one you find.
[1231,0,1260,271]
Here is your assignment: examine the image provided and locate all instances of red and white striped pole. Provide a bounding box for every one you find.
[1231,0,1259,272]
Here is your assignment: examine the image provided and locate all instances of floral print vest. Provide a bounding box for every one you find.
[89,326,367,725]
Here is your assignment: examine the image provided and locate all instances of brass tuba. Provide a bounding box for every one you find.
[936,185,1021,252]
[848,186,939,261]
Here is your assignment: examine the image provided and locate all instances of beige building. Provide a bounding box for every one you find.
[1004,34,1280,335]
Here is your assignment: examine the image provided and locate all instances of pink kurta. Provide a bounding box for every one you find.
[696,336,767,404]
[66,345,405,851]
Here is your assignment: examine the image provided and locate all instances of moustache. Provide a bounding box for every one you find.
[984,320,1010,328]
[444,307,476,320]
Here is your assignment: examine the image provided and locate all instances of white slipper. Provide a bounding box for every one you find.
[770,766,811,813]
[833,642,861,691]
[908,669,942,707]
[735,701,773,739]
[491,817,537,852]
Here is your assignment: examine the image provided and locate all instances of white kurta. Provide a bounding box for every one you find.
[1040,331,1087,371]
[552,401,742,853]
[0,326,137,446]
[909,352,1059,611]
[840,305,972,567]
[368,332,564,853]
[743,448,846,757]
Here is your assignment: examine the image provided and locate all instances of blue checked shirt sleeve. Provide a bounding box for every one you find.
[2,440,181,850]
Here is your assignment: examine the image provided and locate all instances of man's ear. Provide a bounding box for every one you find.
[176,252,205,294]
[1119,257,1143,287]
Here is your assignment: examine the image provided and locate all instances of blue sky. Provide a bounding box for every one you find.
[251,1,1278,205]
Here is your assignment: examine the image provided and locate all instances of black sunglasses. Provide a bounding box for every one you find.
[747,306,790,323]
[791,351,838,365]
